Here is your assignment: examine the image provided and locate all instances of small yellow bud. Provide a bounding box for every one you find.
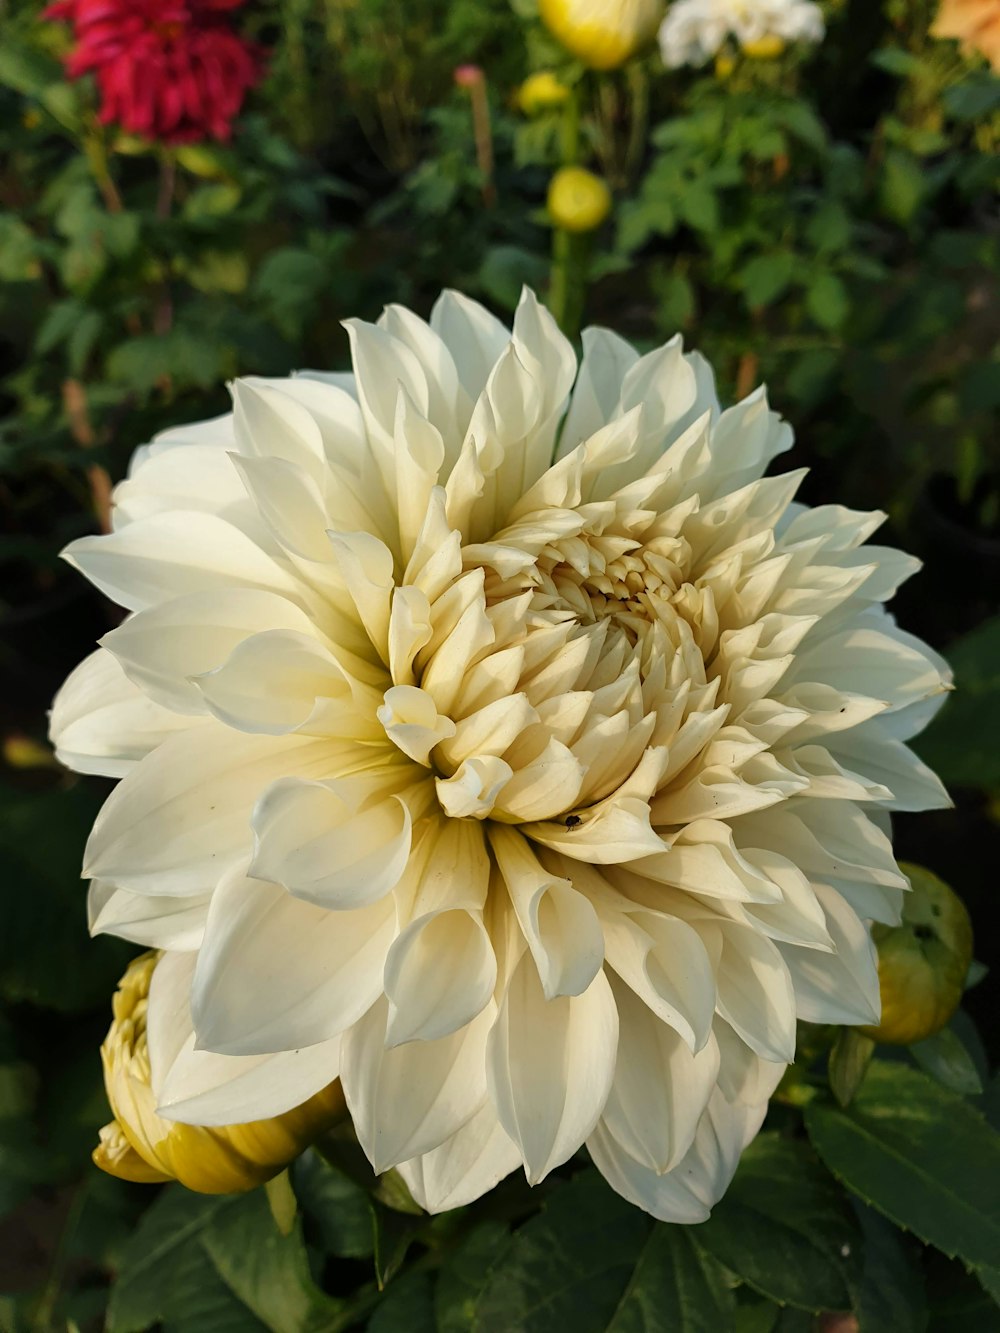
[858,865,974,1047]
[94,954,347,1194]
[539,0,665,71]
[2,734,57,770]
[741,34,787,59]
[715,53,737,79]
[517,70,571,115]
[547,166,612,233]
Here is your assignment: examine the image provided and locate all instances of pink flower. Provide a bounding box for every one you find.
[46,0,263,144]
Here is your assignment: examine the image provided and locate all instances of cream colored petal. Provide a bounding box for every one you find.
[191,866,396,1055]
[49,648,191,777]
[491,826,605,999]
[602,977,720,1174]
[341,995,493,1174]
[397,1100,520,1214]
[487,957,618,1184]
[250,777,412,911]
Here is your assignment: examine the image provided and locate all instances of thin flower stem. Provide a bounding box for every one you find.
[63,378,112,534]
[83,131,124,214]
[550,84,587,341]
[623,62,650,187]
[469,79,496,208]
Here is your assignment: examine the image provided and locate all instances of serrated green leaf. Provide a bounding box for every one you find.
[203,1187,341,1333]
[470,1171,651,1332]
[436,1221,509,1333]
[606,1225,735,1333]
[853,1203,927,1333]
[107,1188,267,1333]
[804,1062,1000,1269]
[695,1133,860,1313]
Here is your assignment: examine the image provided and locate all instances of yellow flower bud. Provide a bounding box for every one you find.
[547,166,613,233]
[858,865,974,1047]
[539,0,665,70]
[517,70,571,115]
[741,34,787,59]
[715,53,737,79]
[94,954,346,1194]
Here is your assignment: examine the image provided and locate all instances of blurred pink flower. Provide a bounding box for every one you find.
[45,0,263,144]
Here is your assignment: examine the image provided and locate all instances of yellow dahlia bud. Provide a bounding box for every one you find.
[539,0,665,70]
[517,70,571,115]
[547,166,612,232]
[859,865,973,1047]
[742,34,787,59]
[715,52,736,79]
[94,953,346,1194]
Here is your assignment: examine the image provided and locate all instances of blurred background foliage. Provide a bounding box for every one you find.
[0,0,998,1328]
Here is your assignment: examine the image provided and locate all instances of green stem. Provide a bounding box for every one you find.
[83,131,123,213]
[550,83,587,340]
[623,62,650,187]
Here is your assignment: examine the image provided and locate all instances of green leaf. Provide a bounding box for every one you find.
[107,1188,268,1333]
[203,1187,342,1333]
[943,74,1000,122]
[183,250,250,295]
[292,1149,373,1259]
[183,183,243,221]
[852,1203,927,1333]
[35,300,87,355]
[915,616,1000,788]
[870,48,924,78]
[470,1171,651,1332]
[805,272,850,332]
[909,1028,982,1096]
[368,1270,435,1332]
[605,1225,735,1332]
[253,248,328,337]
[695,1133,860,1313]
[804,1062,1000,1269]
[880,151,926,227]
[740,254,796,309]
[478,245,549,312]
[677,183,719,234]
[0,44,63,96]
[436,1221,509,1333]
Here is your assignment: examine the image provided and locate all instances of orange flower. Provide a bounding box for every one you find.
[932,0,1000,72]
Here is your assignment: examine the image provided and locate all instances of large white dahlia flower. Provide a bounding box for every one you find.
[51,290,951,1222]
[659,0,825,68]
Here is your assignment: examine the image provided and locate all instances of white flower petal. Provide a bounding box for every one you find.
[397,1100,521,1214]
[88,881,210,951]
[64,511,300,613]
[384,908,496,1045]
[487,957,618,1184]
[602,977,720,1174]
[49,648,190,777]
[191,867,396,1055]
[83,727,335,895]
[342,995,493,1173]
